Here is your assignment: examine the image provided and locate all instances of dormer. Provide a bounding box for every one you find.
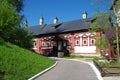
[82,11,87,19]
[54,17,58,24]
[40,16,44,25]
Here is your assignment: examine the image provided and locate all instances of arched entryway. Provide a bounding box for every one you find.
[51,36,69,57]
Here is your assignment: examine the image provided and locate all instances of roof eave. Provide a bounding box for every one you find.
[34,29,89,37]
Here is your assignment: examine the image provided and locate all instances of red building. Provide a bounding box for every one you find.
[29,12,114,58]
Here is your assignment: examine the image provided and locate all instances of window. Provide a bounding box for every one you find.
[33,42,37,48]
[89,34,95,46]
[75,40,80,46]
[83,39,87,46]
[42,42,45,46]
[74,35,80,46]
[33,39,37,49]
[82,34,88,46]
[90,39,95,46]
[46,42,50,46]
[91,39,95,44]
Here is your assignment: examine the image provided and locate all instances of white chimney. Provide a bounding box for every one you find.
[54,17,58,24]
[40,16,44,25]
[82,11,87,19]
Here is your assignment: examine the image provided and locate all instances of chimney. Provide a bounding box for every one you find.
[82,11,87,19]
[39,16,44,25]
[54,17,58,24]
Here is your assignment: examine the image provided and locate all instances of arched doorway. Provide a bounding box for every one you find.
[52,36,69,57]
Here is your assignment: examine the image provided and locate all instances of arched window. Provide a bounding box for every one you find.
[89,34,95,46]
[75,40,80,46]
[83,40,87,45]
[91,39,95,44]
[74,35,80,46]
[82,34,88,46]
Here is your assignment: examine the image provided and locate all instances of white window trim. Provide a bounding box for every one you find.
[33,39,37,49]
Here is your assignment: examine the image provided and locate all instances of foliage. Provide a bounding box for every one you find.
[0,0,20,38]
[88,0,120,60]
[98,60,120,66]
[0,0,33,49]
[8,0,24,13]
[89,0,113,15]
[0,41,55,80]
[0,0,24,13]
[96,35,108,50]
[112,0,120,62]
[89,12,111,32]
[113,0,120,12]
[89,12,112,59]
[8,27,34,48]
[0,37,5,45]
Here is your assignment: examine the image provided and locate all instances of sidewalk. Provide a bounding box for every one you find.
[34,58,99,80]
[103,77,120,80]
[29,57,120,80]
[74,58,120,80]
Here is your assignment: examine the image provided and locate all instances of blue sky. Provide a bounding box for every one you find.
[22,0,112,26]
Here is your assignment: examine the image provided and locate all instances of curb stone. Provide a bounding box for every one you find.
[28,61,58,80]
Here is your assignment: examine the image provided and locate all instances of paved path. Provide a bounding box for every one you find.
[35,58,98,80]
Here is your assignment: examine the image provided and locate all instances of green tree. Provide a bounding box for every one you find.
[0,0,24,13]
[0,0,20,39]
[112,0,120,62]
[9,27,33,48]
[89,12,112,59]
[89,0,120,62]
[0,0,34,49]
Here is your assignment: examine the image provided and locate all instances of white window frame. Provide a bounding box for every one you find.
[33,39,37,49]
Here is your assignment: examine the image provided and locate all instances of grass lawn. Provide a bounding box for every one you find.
[64,55,100,60]
[0,39,55,80]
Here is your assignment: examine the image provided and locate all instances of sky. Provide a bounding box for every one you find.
[22,0,112,26]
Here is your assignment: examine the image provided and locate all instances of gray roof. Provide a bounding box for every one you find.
[29,18,92,36]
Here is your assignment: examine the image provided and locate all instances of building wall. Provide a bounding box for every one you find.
[74,46,96,53]
[64,32,99,55]
[32,31,101,56]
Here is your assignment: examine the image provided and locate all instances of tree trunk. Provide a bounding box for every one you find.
[116,26,120,63]
[113,6,120,63]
